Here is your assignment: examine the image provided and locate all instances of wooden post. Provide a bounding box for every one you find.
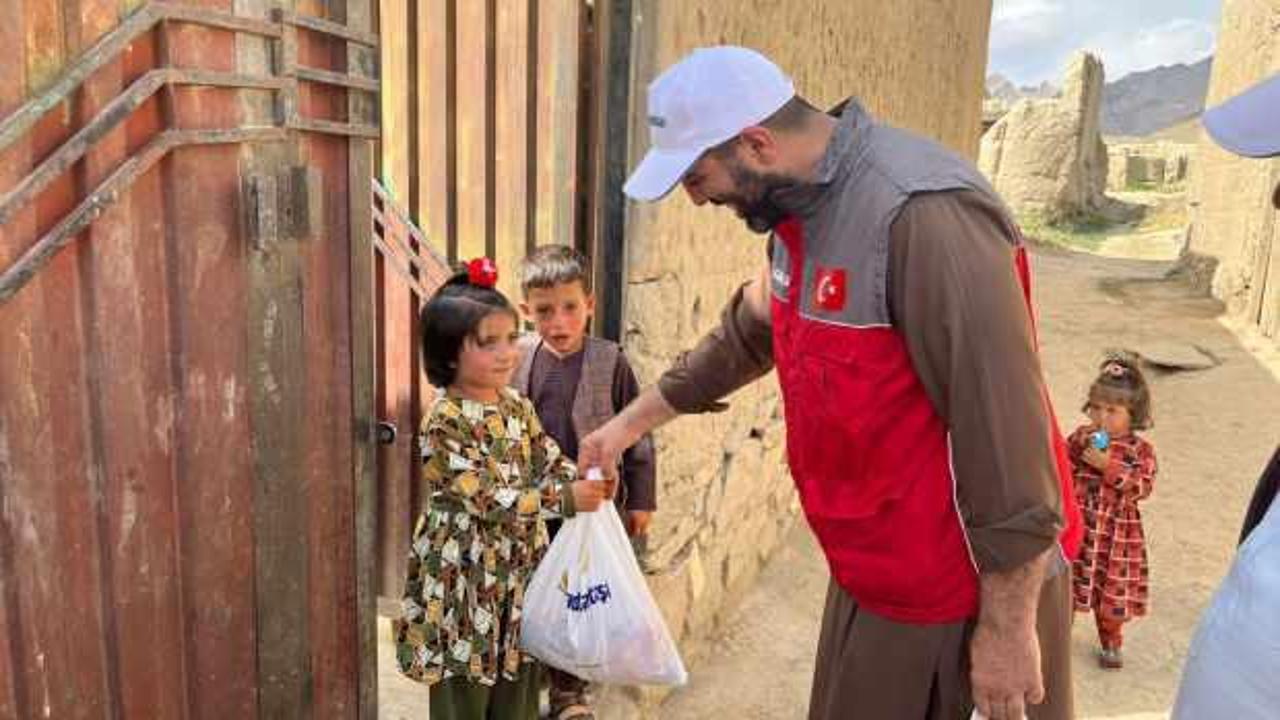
[455,0,492,262]
[584,0,634,341]
[534,0,581,250]
[345,0,380,713]
[378,0,410,205]
[418,0,456,260]
[494,0,532,300]
[240,3,311,717]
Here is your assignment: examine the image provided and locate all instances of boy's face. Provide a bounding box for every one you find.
[522,281,594,356]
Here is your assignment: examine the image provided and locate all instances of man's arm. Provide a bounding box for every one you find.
[888,190,1063,720]
[890,191,1063,574]
[580,262,773,474]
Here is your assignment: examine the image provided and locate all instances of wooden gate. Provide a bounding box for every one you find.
[369,177,450,604]
[0,2,381,717]
[378,0,588,304]
[370,0,635,602]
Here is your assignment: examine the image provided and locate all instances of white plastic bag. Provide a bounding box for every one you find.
[1172,497,1280,719]
[521,501,687,686]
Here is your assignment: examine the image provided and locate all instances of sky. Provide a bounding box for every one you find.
[988,0,1222,86]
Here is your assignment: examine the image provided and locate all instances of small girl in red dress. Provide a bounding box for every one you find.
[1069,353,1158,670]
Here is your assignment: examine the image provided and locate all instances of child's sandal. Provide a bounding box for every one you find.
[1098,648,1124,669]
[553,704,595,720]
[549,686,594,720]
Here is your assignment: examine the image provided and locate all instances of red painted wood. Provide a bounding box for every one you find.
[297,3,359,715]
[76,3,187,718]
[0,3,393,718]
[161,4,257,717]
[8,2,112,717]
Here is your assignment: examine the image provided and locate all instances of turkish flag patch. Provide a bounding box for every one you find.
[813,266,847,311]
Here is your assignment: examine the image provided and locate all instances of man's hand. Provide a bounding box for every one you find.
[626,510,654,537]
[578,421,633,486]
[970,615,1043,719]
[579,386,679,480]
[971,550,1050,720]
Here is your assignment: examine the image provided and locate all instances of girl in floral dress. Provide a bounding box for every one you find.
[1069,353,1158,670]
[392,259,612,719]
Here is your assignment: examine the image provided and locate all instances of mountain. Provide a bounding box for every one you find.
[1101,57,1213,137]
[986,73,1020,103]
[985,73,1059,103]
[1150,115,1204,143]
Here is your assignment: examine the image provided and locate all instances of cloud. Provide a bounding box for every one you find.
[990,0,1066,53]
[1084,18,1216,80]
[992,0,1064,24]
[989,0,1221,85]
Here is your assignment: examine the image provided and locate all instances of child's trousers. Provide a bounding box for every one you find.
[548,665,591,702]
[1095,611,1125,650]
[429,663,542,720]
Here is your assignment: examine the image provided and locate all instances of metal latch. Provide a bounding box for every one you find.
[242,165,323,250]
[376,421,398,445]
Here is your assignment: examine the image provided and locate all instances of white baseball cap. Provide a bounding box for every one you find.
[623,46,796,201]
[1203,72,1280,158]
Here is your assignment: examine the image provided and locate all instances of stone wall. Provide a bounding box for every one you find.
[1107,142,1196,192]
[978,52,1109,221]
[605,1,993,715]
[1185,0,1280,342]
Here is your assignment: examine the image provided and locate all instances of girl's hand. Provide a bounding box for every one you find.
[1082,446,1111,472]
[598,468,619,500]
[571,474,617,512]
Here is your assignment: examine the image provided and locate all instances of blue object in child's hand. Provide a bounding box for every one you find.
[1091,430,1110,451]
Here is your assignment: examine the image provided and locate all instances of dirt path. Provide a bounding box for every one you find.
[1093,229,1184,262]
[656,247,1280,719]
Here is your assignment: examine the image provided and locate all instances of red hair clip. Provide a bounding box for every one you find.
[1103,361,1126,378]
[466,257,499,288]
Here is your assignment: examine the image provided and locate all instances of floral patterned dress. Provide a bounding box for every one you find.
[393,388,577,686]
[1068,426,1157,622]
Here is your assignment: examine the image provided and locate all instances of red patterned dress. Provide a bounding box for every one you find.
[1068,426,1157,623]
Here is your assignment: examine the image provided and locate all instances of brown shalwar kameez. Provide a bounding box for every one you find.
[660,190,1073,720]
[809,570,1071,720]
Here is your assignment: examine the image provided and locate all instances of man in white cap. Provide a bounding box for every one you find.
[580,47,1082,719]
[1171,72,1280,720]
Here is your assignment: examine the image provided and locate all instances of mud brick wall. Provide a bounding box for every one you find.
[1185,0,1280,342]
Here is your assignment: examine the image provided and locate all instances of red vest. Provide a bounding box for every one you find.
[771,217,1082,624]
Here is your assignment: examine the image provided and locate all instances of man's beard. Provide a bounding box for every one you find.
[721,157,794,234]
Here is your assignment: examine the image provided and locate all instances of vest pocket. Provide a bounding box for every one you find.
[810,512,915,606]
[788,347,913,519]
[812,505,979,620]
